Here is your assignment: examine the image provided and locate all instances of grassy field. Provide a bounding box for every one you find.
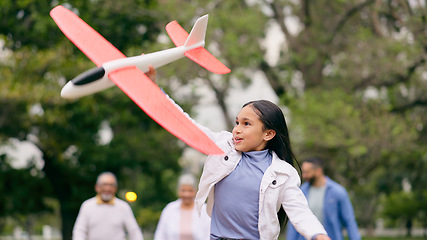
[363,238,425,240]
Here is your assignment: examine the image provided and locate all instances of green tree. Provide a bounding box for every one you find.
[259,0,427,232]
[381,191,419,236]
[288,88,419,230]
[0,154,53,238]
[2,0,427,238]
[1,1,184,239]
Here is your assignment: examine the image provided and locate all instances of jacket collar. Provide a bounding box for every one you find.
[269,151,295,174]
[261,152,296,187]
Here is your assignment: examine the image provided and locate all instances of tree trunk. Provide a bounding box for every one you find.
[24,216,34,240]
[41,147,77,240]
[406,218,412,237]
[61,205,77,240]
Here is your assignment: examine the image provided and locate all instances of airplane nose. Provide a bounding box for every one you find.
[60,81,76,99]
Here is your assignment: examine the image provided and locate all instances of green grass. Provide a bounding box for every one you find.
[359,238,425,240]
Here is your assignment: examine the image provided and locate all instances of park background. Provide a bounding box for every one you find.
[1,0,426,239]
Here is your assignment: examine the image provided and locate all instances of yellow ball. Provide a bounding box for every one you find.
[125,192,137,202]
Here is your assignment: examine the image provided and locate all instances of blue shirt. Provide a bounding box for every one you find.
[286,177,361,240]
[211,150,272,240]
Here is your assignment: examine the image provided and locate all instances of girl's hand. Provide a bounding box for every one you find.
[145,65,157,84]
[315,234,331,240]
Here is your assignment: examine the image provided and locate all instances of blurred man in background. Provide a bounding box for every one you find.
[286,157,361,240]
[72,172,144,240]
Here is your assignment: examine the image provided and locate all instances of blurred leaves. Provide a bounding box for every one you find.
[1,0,183,239]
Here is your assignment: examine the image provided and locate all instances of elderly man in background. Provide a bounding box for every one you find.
[73,172,144,240]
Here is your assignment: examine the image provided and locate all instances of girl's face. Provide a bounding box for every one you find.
[232,105,275,152]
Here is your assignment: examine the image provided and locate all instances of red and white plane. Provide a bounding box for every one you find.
[50,5,228,155]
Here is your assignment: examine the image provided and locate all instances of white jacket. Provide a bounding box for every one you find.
[154,199,210,240]
[194,129,327,240]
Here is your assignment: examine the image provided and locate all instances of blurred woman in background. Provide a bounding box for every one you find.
[154,174,210,240]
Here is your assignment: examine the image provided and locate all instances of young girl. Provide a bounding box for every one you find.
[147,67,330,240]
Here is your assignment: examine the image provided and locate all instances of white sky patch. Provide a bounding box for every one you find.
[30,103,44,117]
[408,0,426,8]
[363,86,380,100]
[157,33,170,45]
[97,120,113,145]
[399,84,409,97]
[421,71,427,81]
[260,6,303,66]
[136,24,147,35]
[282,5,304,36]
[402,178,412,192]
[261,20,285,66]
[0,39,13,62]
[0,138,44,170]
[392,27,414,44]
[290,71,304,94]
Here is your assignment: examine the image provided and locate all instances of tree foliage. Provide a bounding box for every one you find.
[262,0,427,231]
[1,0,183,239]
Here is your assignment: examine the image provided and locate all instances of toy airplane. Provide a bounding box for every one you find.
[50,5,228,155]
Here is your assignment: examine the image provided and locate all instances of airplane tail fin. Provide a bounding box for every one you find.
[166,15,231,74]
[184,15,208,48]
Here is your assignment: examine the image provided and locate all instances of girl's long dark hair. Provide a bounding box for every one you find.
[243,100,301,231]
[243,100,296,165]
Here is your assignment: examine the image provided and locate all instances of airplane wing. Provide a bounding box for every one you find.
[109,67,224,155]
[50,6,224,155]
[50,6,125,66]
[166,20,230,74]
[166,20,188,46]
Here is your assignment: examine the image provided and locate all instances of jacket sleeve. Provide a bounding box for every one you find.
[338,190,361,240]
[281,169,327,240]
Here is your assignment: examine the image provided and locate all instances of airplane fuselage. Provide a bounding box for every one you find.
[61,41,204,99]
